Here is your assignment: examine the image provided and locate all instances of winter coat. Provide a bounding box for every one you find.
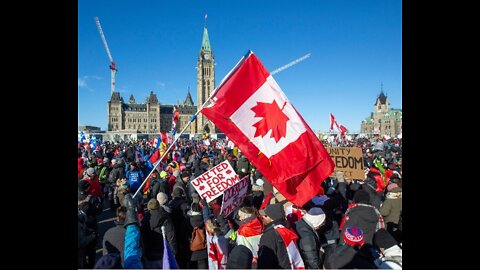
[109,163,125,183]
[380,187,402,225]
[226,245,253,269]
[78,192,102,231]
[140,206,177,260]
[83,175,103,197]
[324,244,377,269]
[188,211,208,261]
[257,221,292,269]
[78,210,96,268]
[123,224,142,269]
[237,156,250,175]
[169,197,191,251]
[102,221,126,264]
[295,218,322,269]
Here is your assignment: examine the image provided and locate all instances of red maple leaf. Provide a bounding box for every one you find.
[199,186,205,191]
[251,100,290,143]
[225,169,232,174]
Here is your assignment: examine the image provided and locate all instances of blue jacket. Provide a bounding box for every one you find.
[124,224,142,269]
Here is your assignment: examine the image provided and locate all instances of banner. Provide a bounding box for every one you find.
[191,160,240,202]
[220,175,250,217]
[326,147,364,180]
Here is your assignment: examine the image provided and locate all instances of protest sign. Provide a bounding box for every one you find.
[220,175,250,217]
[326,147,364,180]
[191,160,240,202]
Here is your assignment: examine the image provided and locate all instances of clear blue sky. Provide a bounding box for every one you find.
[78,0,401,133]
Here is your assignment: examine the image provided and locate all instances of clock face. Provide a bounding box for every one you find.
[204,54,210,60]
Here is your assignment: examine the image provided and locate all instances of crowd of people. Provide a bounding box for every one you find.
[78,134,402,269]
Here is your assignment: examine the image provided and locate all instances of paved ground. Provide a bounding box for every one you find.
[93,199,117,263]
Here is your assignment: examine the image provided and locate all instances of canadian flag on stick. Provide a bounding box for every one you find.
[201,51,334,206]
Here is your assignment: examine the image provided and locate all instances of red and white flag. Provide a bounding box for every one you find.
[201,52,334,206]
[206,227,228,270]
[273,224,305,270]
[329,113,337,131]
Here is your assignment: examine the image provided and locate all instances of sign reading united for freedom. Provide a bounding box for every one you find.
[326,147,364,180]
[220,175,250,217]
[191,160,241,202]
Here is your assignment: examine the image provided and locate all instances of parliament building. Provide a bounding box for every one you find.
[107,24,217,134]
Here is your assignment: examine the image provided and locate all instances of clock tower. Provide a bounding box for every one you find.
[196,25,216,134]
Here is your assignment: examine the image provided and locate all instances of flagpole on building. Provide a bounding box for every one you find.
[132,51,311,197]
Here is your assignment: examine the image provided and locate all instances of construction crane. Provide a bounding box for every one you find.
[94,16,117,95]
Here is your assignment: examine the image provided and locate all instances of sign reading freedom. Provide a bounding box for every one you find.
[191,160,240,202]
[326,147,364,180]
[220,175,250,217]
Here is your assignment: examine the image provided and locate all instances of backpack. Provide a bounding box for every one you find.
[190,226,206,251]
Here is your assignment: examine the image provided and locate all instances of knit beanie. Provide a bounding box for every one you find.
[303,207,326,228]
[156,192,168,206]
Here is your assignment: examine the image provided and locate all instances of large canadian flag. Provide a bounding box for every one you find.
[201,52,334,206]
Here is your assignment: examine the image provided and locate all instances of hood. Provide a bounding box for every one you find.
[383,245,402,258]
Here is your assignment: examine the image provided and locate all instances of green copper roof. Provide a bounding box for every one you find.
[201,27,211,52]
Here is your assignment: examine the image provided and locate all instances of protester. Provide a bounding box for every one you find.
[102,206,127,265]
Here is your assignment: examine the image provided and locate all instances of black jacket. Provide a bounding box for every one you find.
[257,221,292,269]
[324,244,377,269]
[140,207,177,260]
[102,221,126,263]
[295,219,321,269]
[169,197,191,249]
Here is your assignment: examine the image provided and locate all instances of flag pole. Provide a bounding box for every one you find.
[132,51,310,197]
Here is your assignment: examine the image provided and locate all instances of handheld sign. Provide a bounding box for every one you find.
[220,175,250,217]
[191,160,240,202]
[326,147,364,180]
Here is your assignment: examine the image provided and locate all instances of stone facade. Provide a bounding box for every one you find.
[360,91,402,136]
[107,24,216,135]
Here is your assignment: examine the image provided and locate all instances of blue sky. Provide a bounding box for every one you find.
[78,0,401,133]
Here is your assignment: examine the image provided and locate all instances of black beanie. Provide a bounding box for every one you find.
[353,189,370,204]
[374,228,398,249]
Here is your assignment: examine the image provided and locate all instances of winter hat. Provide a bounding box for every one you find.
[103,158,109,164]
[303,207,326,228]
[78,180,90,192]
[374,228,398,250]
[343,226,365,247]
[97,158,103,164]
[173,170,180,178]
[353,189,370,204]
[256,179,264,186]
[226,244,253,269]
[147,198,160,211]
[160,171,168,178]
[156,192,168,205]
[86,167,95,177]
[259,203,285,222]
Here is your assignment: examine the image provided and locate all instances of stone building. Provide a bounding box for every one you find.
[360,91,402,136]
[107,23,217,134]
